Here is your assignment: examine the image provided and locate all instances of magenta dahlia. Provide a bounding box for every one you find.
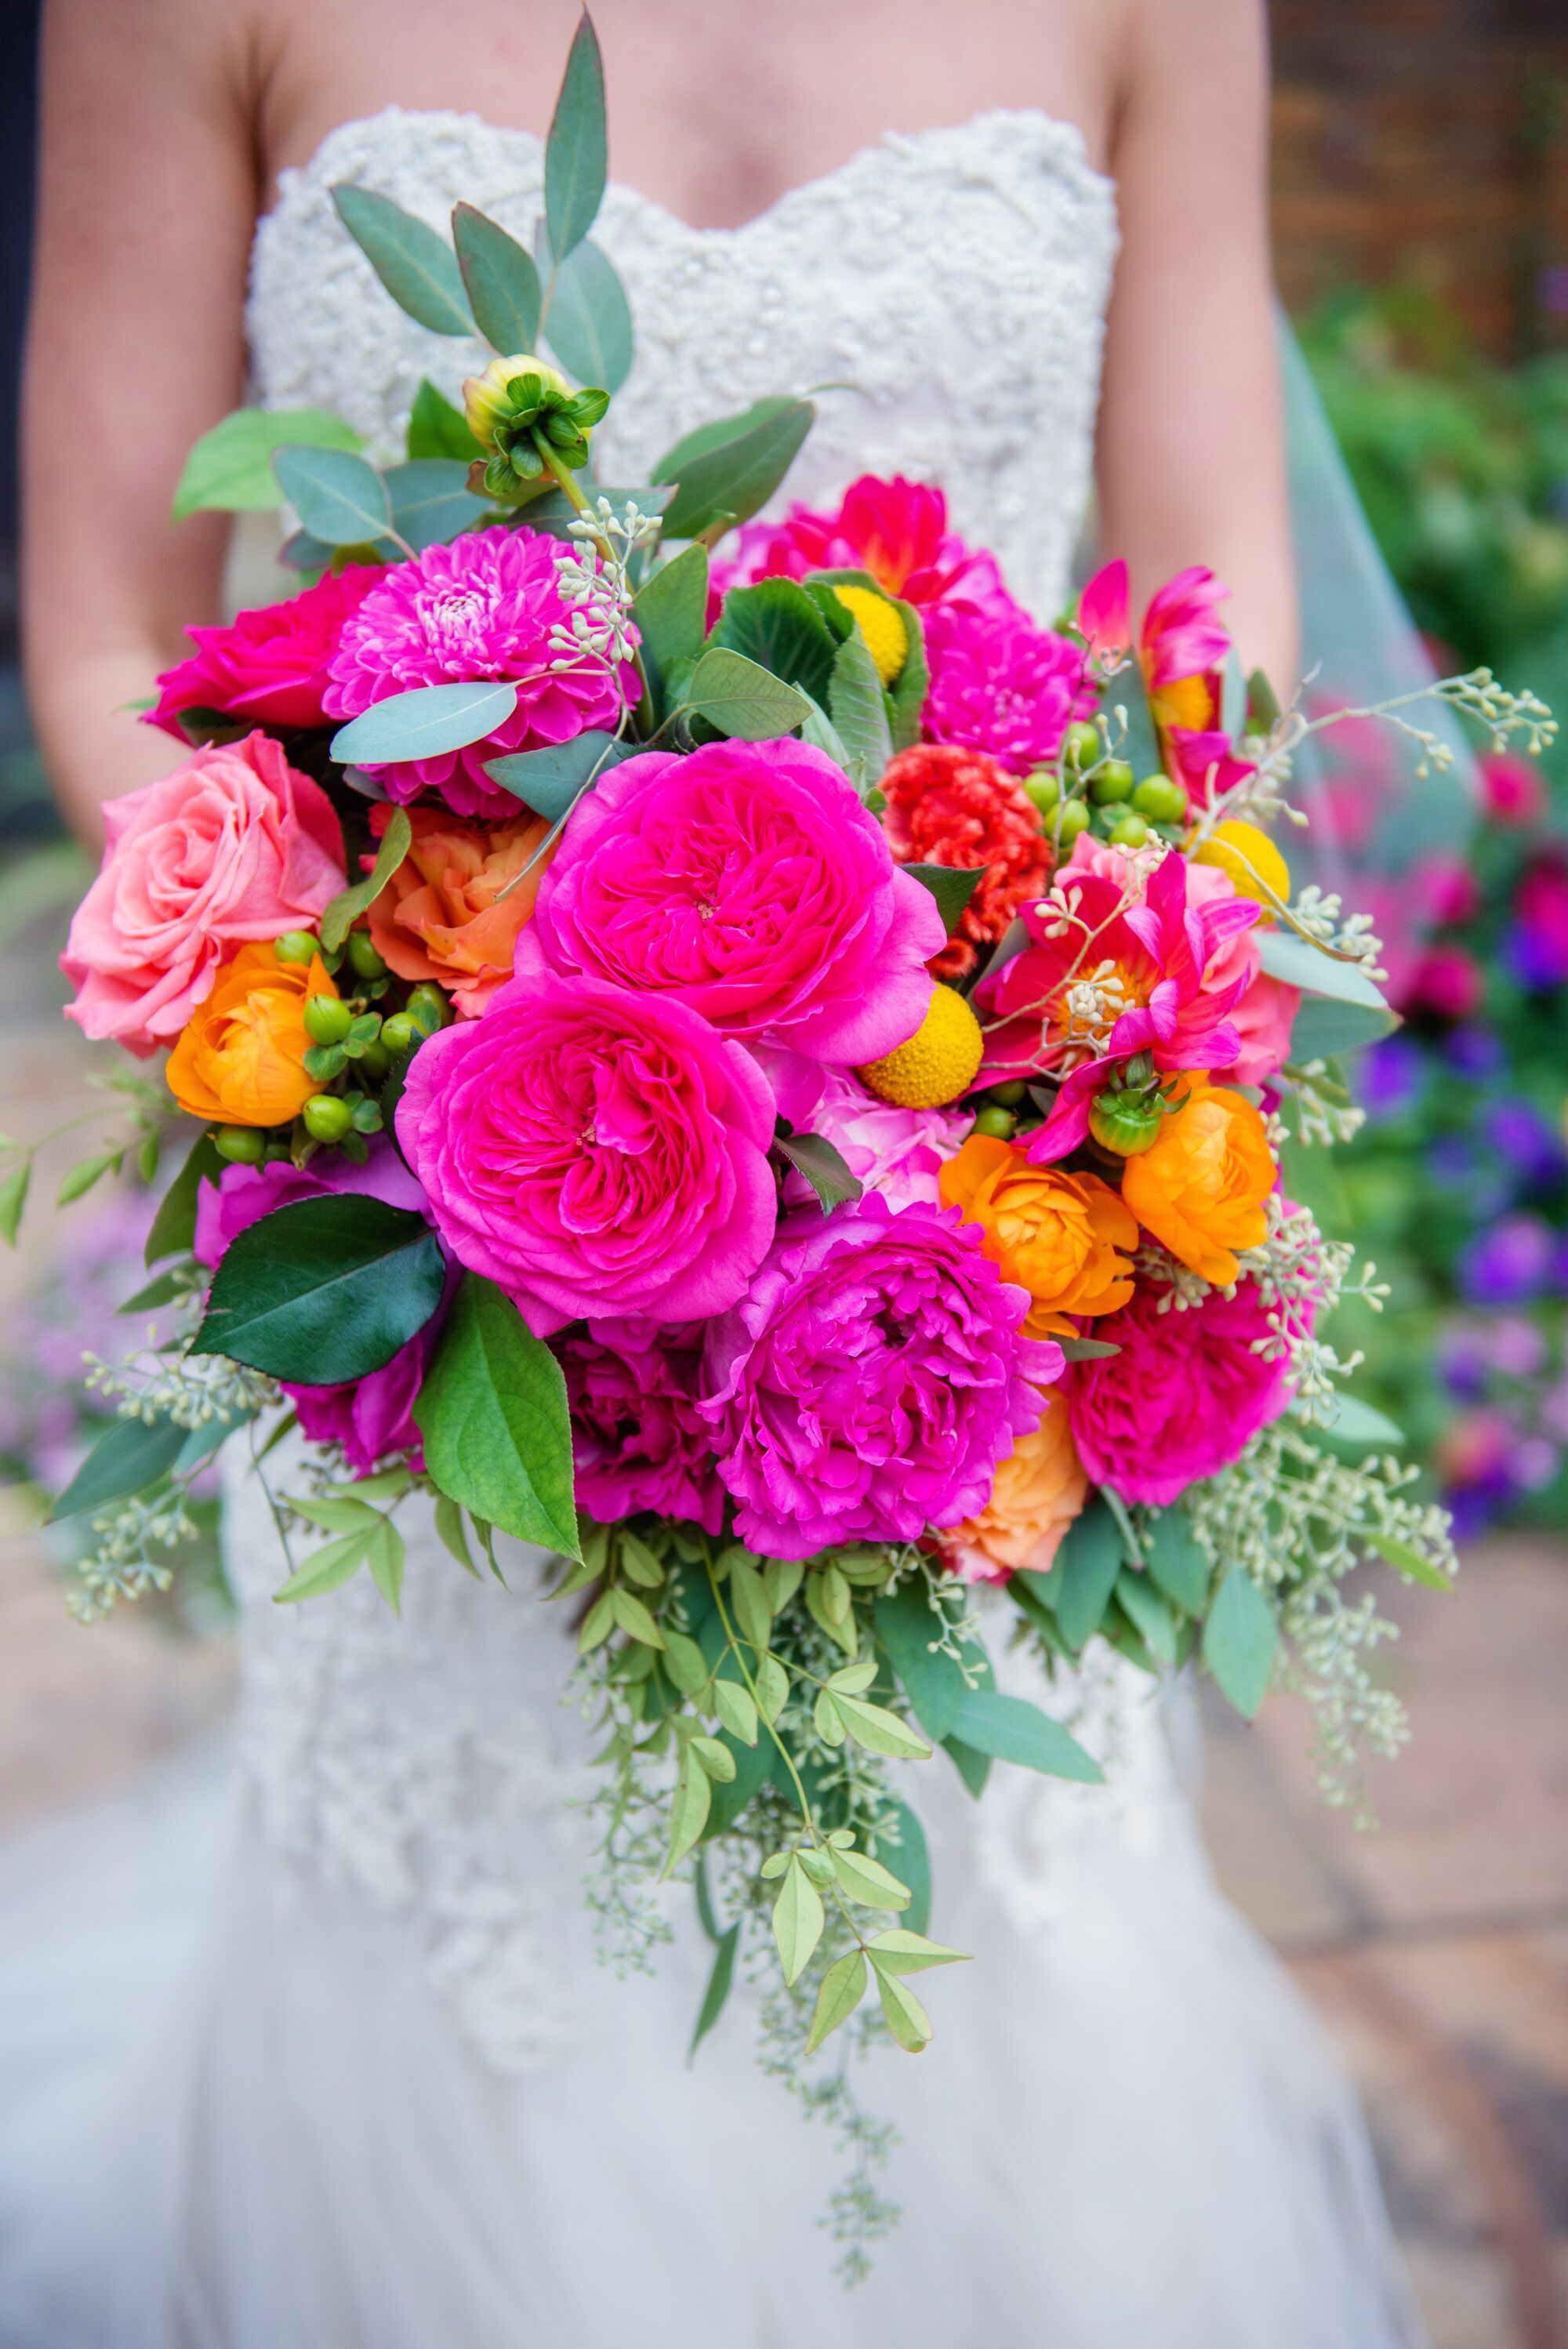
[322,528,633,819]
[923,602,1094,775]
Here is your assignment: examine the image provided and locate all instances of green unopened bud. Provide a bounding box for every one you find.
[273,930,320,965]
[1131,774,1188,823]
[346,931,389,981]
[1023,768,1060,815]
[405,983,452,1036]
[1062,721,1101,770]
[302,1095,355,1145]
[214,1124,267,1165]
[1108,812,1150,849]
[1056,798,1091,844]
[1090,759,1134,805]
[303,993,354,1045]
[462,353,572,451]
[1088,1088,1166,1156]
[971,1105,1017,1142]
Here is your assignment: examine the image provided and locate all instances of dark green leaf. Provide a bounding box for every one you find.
[407,379,482,461]
[874,1583,980,1741]
[172,406,362,519]
[658,400,815,542]
[949,1687,1105,1784]
[1143,1509,1211,1616]
[905,864,987,938]
[826,629,893,789]
[332,183,474,336]
[1201,1567,1279,1719]
[886,600,929,750]
[654,396,800,482]
[452,201,542,353]
[632,544,709,706]
[483,731,630,821]
[117,1267,187,1316]
[688,1921,739,2060]
[272,445,391,549]
[48,1414,186,1523]
[942,1734,991,1797]
[329,681,519,768]
[709,579,838,706]
[539,229,633,391]
[544,9,608,261]
[173,1409,252,1476]
[320,804,412,953]
[881,1800,931,1937]
[145,1131,223,1266]
[775,1129,863,1214]
[415,1273,579,1556]
[1114,1569,1178,1665]
[192,1195,445,1382]
[1052,1498,1124,1650]
[684,648,810,741]
[384,459,486,552]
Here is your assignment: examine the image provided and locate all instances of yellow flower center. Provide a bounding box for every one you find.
[832,586,909,687]
[858,986,982,1108]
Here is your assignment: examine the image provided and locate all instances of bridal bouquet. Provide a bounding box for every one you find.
[22,9,1554,2252]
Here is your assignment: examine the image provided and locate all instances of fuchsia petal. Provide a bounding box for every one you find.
[1077,561,1131,662]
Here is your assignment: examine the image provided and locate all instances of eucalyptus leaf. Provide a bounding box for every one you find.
[193,1195,445,1383]
[330,681,519,768]
[1288,996,1399,1059]
[272,445,392,549]
[384,459,487,551]
[415,1273,579,1557]
[1317,1392,1407,1448]
[905,863,987,938]
[949,1687,1104,1784]
[332,183,475,336]
[653,395,800,482]
[881,1802,931,1937]
[1051,1498,1124,1650]
[874,1585,978,1742]
[1202,1568,1280,1719]
[48,1414,186,1523]
[1114,1569,1178,1666]
[942,1735,991,1799]
[539,229,633,391]
[656,399,815,542]
[319,805,412,953]
[1143,1509,1211,1616]
[452,201,542,353]
[145,1131,223,1268]
[1258,926,1392,1008]
[544,9,608,261]
[685,648,810,742]
[172,406,361,519]
[482,731,630,821]
[406,379,482,462]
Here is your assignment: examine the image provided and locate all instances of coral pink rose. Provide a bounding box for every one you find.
[147,567,383,739]
[397,970,777,1338]
[514,737,943,1063]
[62,732,346,1056]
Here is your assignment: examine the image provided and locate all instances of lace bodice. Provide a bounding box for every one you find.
[250,107,1118,619]
[231,110,1171,2076]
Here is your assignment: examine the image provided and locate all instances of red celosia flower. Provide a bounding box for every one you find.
[880,743,1051,981]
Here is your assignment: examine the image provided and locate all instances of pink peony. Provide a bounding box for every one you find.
[147,567,383,738]
[717,474,1015,615]
[322,528,632,819]
[194,1142,447,1476]
[1062,1276,1291,1506]
[514,737,942,1062]
[397,969,776,1338]
[557,1320,724,1532]
[62,732,346,1056]
[764,1048,966,1210]
[922,601,1094,775]
[699,1194,1060,1559]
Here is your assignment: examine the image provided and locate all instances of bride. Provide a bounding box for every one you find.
[9,0,1427,2342]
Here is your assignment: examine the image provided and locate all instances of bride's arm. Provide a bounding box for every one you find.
[24,0,259,844]
[1094,0,1298,691]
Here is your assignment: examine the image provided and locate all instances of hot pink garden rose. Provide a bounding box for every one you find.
[699,1194,1060,1559]
[514,738,943,1063]
[397,970,777,1337]
[147,566,383,738]
[1062,1276,1291,1506]
[62,731,346,1055]
[557,1320,724,1533]
[322,528,632,819]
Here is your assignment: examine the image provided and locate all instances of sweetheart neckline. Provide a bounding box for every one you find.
[261,103,1116,247]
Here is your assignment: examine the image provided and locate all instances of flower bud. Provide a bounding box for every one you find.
[346,931,390,981]
[1088,1087,1166,1156]
[405,983,452,1036]
[273,930,321,965]
[1131,774,1187,823]
[302,1095,355,1145]
[214,1124,267,1165]
[462,354,572,451]
[1089,759,1134,805]
[303,993,354,1045]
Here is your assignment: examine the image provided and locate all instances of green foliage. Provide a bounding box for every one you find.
[708,579,839,706]
[383,459,487,551]
[330,681,520,767]
[684,648,811,741]
[47,1413,187,1523]
[655,398,815,541]
[416,1274,580,1556]
[193,1195,445,1383]
[452,201,543,353]
[320,806,412,951]
[332,184,475,336]
[544,9,608,262]
[271,445,393,550]
[632,544,709,707]
[772,1128,863,1213]
[903,863,987,936]
[538,228,633,392]
[406,379,482,461]
[1202,1567,1280,1719]
[483,732,631,820]
[172,407,362,519]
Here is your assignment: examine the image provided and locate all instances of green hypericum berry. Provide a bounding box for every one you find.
[971,1105,1017,1142]
[214,1124,266,1165]
[1062,721,1101,770]
[989,1080,1028,1106]
[302,1095,355,1145]
[346,931,390,981]
[405,984,452,1036]
[1131,774,1188,822]
[358,1037,391,1083]
[1022,767,1061,814]
[303,994,354,1046]
[1056,798,1091,844]
[1089,759,1134,805]
[1108,812,1151,848]
[273,930,320,966]
[379,1011,419,1055]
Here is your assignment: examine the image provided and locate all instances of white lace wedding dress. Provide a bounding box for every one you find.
[0,109,1426,2349]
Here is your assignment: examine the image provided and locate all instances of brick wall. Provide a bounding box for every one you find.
[1269,0,1568,355]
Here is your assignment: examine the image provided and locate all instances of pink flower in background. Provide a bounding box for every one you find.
[1512,855,1568,986]
[397,970,776,1338]
[1481,751,1545,827]
[514,737,942,1062]
[1406,943,1483,1022]
[921,601,1093,775]
[557,1320,724,1532]
[699,1195,1058,1559]
[717,474,1014,614]
[62,732,345,1055]
[195,1143,446,1476]
[1064,1276,1291,1505]
[764,1050,967,1211]
[323,528,631,819]
[147,567,383,738]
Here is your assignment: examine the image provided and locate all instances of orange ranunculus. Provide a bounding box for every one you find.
[365,804,556,1017]
[1120,1077,1274,1286]
[939,1133,1138,1337]
[165,942,333,1126]
[946,1391,1087,1583]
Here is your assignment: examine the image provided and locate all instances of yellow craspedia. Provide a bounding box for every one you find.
[858,986,984,1109]
[832,586,908,686]
[1194,819,1290,912]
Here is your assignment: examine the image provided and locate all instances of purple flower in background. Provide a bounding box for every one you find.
[197,1143,449,1474]
[1457,1212,1555,1307]
[557,1320,724,1534]
[1426,1133,1510,1220]
[1438,1324,1492,1403]
[1487,1314,1550,1379]
[1483,1098,1566,1189]
[1357,1033,1426,1119]
[1441,1023,1506,1083]
[1504,921,1568,993]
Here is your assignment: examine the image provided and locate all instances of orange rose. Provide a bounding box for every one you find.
[939,1133,1138,1336]
[946,1391,1087,1582]
[366,804,556,1016]
[1120,1077,1273,1285]
[165,942,333,1127]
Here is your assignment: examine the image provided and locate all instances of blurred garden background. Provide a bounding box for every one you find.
[2,3,1568,2342]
